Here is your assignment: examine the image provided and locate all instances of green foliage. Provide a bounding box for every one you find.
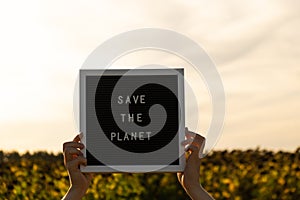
[1,148,300,199]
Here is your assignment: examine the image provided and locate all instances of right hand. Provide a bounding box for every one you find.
[177,128,205,191]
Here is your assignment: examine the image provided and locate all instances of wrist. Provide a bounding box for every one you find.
[186,184,205,200]
[185,181,201,192]
[62,186,86,200]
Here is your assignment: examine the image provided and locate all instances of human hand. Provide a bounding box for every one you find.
[62,134,93,200]
[178,128,204,190]
[177,128,214,200]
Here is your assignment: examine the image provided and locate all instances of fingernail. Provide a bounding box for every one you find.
[79,132,83,139]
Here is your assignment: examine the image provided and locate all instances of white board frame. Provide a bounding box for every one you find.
[80,68,185,172]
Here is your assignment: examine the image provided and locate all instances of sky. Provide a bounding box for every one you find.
[0,0,299,153]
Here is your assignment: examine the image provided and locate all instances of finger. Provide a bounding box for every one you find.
[191,135,205,149]
[64,146,83,163]
[79,132,83,139]
[185,133,205,149]
[194,134,205,142]
[66,156,87,170]
[73,134,81,142]
[181,138,194,146]
[63,141,84,152]
[190,135,205,158]
[190,141,201,150]
[177,172,183,183]
[185,131,196,139]
[184,145,196,153]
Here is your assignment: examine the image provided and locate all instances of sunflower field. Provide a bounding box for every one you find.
[1,148,300,199]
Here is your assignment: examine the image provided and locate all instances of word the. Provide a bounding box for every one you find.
[120,113,142,123]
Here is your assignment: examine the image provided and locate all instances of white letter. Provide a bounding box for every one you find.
[146,131,151,140]
[128,113,134,122]
[137,113,142,122]
[117,132,122,141]
[125,96,131,104]
[139,132,144,140]
[140,95,145,104]
[117,96,123,104]
[131,132,137,140]
[120,113,126,122]
[133,95,138,104]
[124,132,129,141]
[111,132,116,141]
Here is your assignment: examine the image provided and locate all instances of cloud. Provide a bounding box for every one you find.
[1,0,300,152]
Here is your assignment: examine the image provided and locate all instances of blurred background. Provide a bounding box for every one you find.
[0,0,299,153]
[1,1,300,199]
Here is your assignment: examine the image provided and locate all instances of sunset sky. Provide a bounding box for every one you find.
[0,0,299,153]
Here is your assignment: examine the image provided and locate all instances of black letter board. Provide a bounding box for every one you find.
[80,68,185,172]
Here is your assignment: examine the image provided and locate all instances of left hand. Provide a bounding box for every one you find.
[62,134,93,200]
